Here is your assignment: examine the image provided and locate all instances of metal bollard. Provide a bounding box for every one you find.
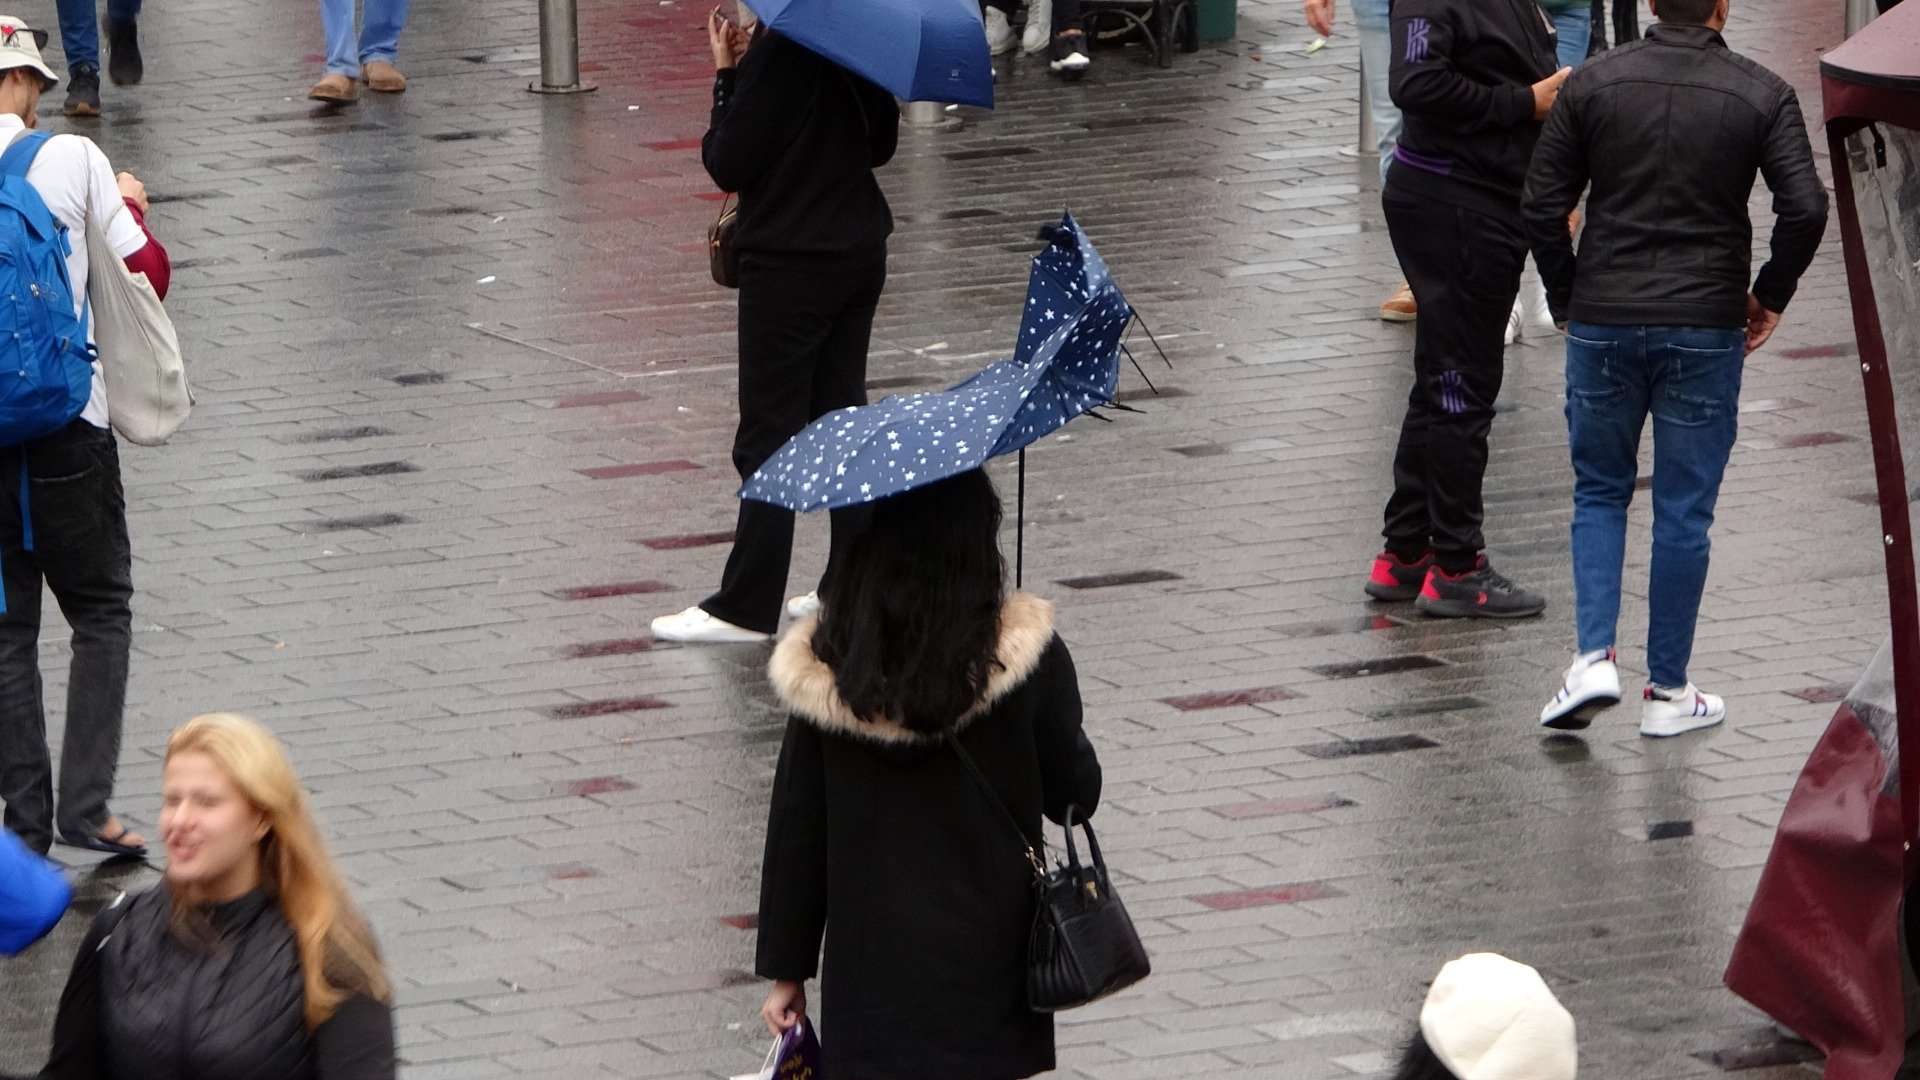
[903,100,959,130]
[1844,0,1875,36]
[529,0,598,94]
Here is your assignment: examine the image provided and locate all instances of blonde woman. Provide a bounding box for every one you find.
[7,713,395,1080]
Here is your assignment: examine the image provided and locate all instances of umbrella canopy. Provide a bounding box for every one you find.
[744,0,994,109]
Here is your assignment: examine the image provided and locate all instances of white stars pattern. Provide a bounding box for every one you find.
[739,211,1135,513]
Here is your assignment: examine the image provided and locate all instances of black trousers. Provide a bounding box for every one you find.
[1380,185,1527,567]
[979,0,1083,31]
[0,419,134,854]
[702,254,887,634]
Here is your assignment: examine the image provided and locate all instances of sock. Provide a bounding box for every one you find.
[1578,648,1611,665]
[1385,542,1427,564]
[1435,550,1479,575]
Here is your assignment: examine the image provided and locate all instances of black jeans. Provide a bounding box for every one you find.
[702,253,887,634]
[0,419,134,854]
[1380,184,1527,569]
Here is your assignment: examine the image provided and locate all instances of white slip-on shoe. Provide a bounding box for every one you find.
[1539,648,1621,730]
[785,591,821,620]
[1504,299,1524,346]
[649,606,771,644]
[1023,0,1052,53]
[985,7,1017,54]
[1525,281,1556,333]
[1640,682,1726,738]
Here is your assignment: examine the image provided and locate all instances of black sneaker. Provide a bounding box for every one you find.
[1363,550,1433,602]
[62,64,100,117]
[1415,556,1545,619]
[107,17,142,86]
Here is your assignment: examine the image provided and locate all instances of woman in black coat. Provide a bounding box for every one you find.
[651,11,901,645]
[755,468,1102,1080]
[8,713,394,1080]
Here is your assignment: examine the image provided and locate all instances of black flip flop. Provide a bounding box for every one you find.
[59,825,148,859]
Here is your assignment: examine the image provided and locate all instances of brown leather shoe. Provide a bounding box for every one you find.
[307,73,357,102]
[1379,280,1417,322]
[363,60,407,93]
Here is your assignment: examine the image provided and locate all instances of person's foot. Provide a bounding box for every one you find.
[106,17,142,86]
[362,60,407,93]
[1504,298,1524,346]
[59,816,148,858]
[985,7,1017,54]
[1640,682,1725,738]
[1415,556,1546,619]
[307,73,357,102]
[1540,648,1621,730]
[1524,282,1555,333]
[1049,30,1090,73]
[1023,0,1053,53]
[62,64,100,117]
[1364,550,1433,602]
[786,591,822,620]
[1379,280,1416,322]
[650,606,771,644]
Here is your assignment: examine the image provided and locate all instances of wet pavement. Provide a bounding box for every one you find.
[0,0,1881,1076]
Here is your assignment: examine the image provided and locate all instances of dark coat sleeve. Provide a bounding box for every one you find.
[1389,0,1535,131]
[314,994,396,1080]
[701,40,809,194]
[1749,86,1828,314]
[15,902,121,1080]
[851,77,899,169]
[1030,637,1101,826]
[755,716,830,982]
[1521,87,1588,324]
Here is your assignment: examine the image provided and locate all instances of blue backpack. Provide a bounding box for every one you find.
[0,131,95,615]
[0,825,71,955]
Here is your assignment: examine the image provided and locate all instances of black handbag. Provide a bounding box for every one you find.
[951,738,1151,1012]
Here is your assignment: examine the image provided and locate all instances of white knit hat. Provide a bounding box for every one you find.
[1419,953,1577,1080]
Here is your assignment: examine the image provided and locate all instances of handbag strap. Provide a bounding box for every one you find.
[948,735,1046,878]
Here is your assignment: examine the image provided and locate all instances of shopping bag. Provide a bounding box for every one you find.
[84,185,190,446]
[0,827,71,956]
[730,1018,822,1080]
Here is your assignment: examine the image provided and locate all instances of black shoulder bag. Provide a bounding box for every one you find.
[949,736,1151,1012]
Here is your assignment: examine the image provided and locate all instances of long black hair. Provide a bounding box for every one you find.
[812,469,1007,735]
[1390,1030,1458,1080]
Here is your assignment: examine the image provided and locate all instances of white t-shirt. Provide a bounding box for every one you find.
[0,115,148,428]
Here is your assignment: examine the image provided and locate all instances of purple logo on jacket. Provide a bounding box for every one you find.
[1404,18,1431,63]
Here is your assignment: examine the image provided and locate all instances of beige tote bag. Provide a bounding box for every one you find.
[84,185,189,446]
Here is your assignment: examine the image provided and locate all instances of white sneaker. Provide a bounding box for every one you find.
[1022,0,1051,53]
[1539,648,1621,730]
[985,7,1016,55]
[1503,300,1524,346]
[649,606,770,644]
[1640,682,1726,738]
[785,591,821,620]
[1050,48,1090,73]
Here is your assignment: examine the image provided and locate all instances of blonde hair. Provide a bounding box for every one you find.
[166,713,391,1027]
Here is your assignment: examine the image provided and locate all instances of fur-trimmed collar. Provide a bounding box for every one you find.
[768,592,1055,745]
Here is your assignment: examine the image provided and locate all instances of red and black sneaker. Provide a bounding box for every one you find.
[1364,550,1434,602]
[1415,556,1545,619]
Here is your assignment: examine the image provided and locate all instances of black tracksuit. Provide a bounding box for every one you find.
[700,33,899,632]
[1380,0,1557,568]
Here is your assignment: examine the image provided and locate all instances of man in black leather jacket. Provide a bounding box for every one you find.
[1522,0,1827,738]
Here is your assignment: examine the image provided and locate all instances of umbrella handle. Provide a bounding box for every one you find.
[1016,449,1025,589]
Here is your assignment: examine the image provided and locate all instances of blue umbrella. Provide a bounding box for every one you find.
[744,0,994,109]
[1010,211,1120,365]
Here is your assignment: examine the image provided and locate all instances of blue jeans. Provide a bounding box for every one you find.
[1353,0,1402,184]
[53,0,141,72]
[1551,7,1591,69]
[321,0,412,77]
[1565,324,1744,687]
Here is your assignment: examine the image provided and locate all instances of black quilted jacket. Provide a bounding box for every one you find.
[11,886,394,1080]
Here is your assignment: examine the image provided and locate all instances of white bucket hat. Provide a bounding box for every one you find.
[0,17,58,90]
[1420,953,1578,1080]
